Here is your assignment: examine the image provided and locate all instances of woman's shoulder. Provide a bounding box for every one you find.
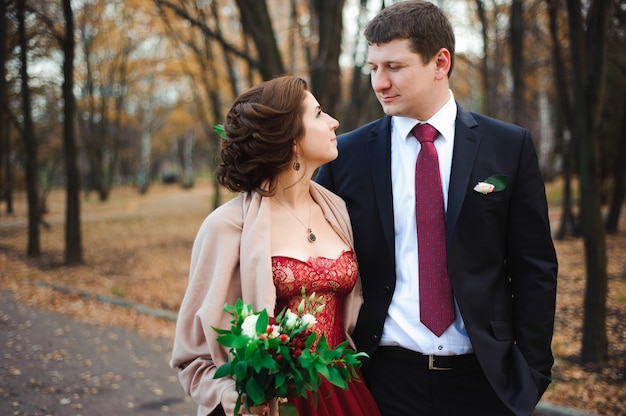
[310,181,346,208]
[198,193,246,233]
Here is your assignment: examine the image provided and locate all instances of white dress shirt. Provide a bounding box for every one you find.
[380,91,474,355]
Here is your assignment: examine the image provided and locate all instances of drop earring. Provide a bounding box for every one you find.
[293,158,301,171]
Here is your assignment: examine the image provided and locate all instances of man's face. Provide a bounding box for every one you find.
[367,38,438,121]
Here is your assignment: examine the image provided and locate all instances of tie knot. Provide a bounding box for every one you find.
[412,123,438,144]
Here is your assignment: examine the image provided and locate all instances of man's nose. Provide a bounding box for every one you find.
[371,70,390,92]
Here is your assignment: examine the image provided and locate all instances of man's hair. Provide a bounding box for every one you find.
[364,0,456,76]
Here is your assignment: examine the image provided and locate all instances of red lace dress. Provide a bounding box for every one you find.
[272,250,381,416]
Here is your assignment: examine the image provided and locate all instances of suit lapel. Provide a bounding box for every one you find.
[366,116,395,258]
[447,106,480,241]
[361,110,478,257]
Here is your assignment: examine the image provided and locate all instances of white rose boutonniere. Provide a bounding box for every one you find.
[473,174,508,195]
[474,182,495,194]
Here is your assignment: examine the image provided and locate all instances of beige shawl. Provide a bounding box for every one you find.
[170,181,362,416]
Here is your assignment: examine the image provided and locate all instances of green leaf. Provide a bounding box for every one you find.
[215,334,238,348]
[212,328,231,336]
[484,174,508,191]
[234,360,249,380]
[233,392,244,416]
[244,339,260,360]
[228,334,251,349]
[213,362,233,379]
[326,366,348,390]
[248,349,264,370]
[275,372,287,389]
[245,376,266,405]
[213,124,226,139]
[257,309,269,334]
[304,332,317,349]
[275,306,287,322]
[316,363,331,380]
[260,350,278,370]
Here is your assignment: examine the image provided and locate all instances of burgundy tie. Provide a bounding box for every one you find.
[413,123,455,337]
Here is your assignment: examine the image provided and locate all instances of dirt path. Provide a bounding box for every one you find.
[0,290,196,416]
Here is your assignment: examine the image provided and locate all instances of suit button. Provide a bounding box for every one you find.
[384,285,391,293]
[373,334,378,340]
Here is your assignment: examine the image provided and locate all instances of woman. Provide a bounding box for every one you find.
[170,75,380,416]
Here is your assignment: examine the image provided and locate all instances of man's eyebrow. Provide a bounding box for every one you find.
[366,59,404,65]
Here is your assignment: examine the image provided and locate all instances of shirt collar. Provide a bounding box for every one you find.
[393,90,457,143]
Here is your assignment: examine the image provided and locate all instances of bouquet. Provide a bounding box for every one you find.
[212,289,367,415]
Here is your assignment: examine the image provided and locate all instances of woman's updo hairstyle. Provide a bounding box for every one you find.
[216,75,308,196]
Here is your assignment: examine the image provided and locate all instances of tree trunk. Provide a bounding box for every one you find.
[18,0,40,257]
[1,121,11,214]
[546,0,577,239]
[475,0,491,115]
[138,129,151,195]
[210,0,242,209]
[234,0,284,80]
[605,98,626,233]
[510,0,524,126]
[310,0,345,117]
[566,0,609,364]
[0,0,12,214]
[108,44,131,197]
[63,0,83,265]
[82,32,102,198]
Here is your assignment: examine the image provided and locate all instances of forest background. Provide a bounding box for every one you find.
[0,0,625,414]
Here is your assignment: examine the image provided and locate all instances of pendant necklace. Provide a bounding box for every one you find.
[274,197,317,243]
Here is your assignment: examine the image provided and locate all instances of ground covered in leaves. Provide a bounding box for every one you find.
[0,180,624,415]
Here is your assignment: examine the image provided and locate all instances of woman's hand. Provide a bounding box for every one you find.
[239,402,269,415]
[239,397,285,416]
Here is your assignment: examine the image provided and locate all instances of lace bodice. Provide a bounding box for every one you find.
[272,250,358,348]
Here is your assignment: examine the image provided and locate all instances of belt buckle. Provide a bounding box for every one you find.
[428,355,452,370]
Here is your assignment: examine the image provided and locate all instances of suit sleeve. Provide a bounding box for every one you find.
[506,130,558,386]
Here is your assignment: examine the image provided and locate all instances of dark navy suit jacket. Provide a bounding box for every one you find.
[316,105,558,416]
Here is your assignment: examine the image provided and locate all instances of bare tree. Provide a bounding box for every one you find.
[62,0,82,265]
[17,0,40,257]
[153,0,236,208]
[546,0,577,239]
[510,0,524,126]
[234,0,285,79]
[475,0,492,115]
[0,0,12,214]
[566,0,610,364]
[76,1,135,201]
[604,3,626,233]
[341,0,383,131]
[309,0,345,116]
[606,97,626,233]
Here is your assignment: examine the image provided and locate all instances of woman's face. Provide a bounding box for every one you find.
[298,91,340,169]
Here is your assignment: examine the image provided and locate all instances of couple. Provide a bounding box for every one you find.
[170,2,558,416]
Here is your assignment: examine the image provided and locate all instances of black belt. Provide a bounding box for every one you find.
[375,346,478,370]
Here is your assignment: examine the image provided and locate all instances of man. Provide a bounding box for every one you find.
[316,1,558,415]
